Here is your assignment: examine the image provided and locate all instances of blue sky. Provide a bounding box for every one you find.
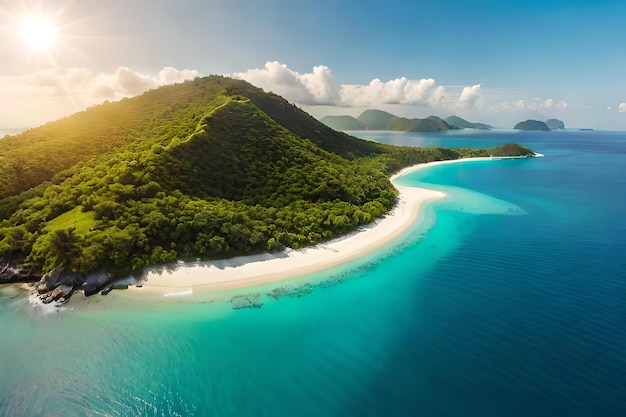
[1,0,625,129]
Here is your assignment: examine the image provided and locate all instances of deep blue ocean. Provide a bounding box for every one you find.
[1,129,626,416]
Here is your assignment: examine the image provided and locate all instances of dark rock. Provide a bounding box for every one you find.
[81,271,112,296]
[36,282,49,294]
[100,281,129,295]
[0,263,42,284]
[42,268,82,291]
[41,284,73,304]
[33,268,81,304]
[82,285,100,297]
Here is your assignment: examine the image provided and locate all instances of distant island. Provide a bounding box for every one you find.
[546,119,565,130]
[0,76,535,303]
[444,115,492,130]
[320,110,491,132]
[514,119,565,131]
[514,120,551,131]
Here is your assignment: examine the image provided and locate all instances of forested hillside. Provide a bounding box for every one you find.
[0,76,533,282]
[319,109,453,132]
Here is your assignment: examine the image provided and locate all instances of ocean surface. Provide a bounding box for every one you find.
[2,129,626,416]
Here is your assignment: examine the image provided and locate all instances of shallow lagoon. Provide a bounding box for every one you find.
[2,130,626,416]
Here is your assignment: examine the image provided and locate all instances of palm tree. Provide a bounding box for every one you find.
[48,228,77,269]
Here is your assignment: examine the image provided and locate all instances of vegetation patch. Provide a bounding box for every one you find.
[43,206,96,234]
[0,76,534,279]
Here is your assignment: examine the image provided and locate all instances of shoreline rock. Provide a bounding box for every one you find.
[2,263,130,305]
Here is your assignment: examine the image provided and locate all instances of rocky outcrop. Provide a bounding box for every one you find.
[40,268,82,291]
[2,262,136,305]
[35,268,81,304]
[41,284,74,304]
[81,271,113,296]
[0,263,41,283]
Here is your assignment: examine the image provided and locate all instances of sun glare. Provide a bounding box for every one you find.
[18,15,58,51]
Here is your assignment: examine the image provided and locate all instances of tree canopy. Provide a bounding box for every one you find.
[0,76,532,278]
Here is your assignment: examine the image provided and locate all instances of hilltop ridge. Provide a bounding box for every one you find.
[0,76,533,301]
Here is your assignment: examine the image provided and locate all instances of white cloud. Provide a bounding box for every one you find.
[619,103,626,112]
[457,84,481,108]
[339,77,445,107]
[1,60,584,130]
[232,61,337,105]
[233,61,446,108]
[0,66,200,127]
[491,98,567,112]
[159,67,201,85]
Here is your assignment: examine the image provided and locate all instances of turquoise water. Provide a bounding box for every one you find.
[2,130,626,416]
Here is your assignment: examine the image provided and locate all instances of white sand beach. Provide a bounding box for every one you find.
[133,158,496,295]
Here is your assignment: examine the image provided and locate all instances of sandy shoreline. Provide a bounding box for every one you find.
[133,157,497,295]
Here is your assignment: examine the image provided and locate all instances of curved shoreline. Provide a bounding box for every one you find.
[132,157,497,295]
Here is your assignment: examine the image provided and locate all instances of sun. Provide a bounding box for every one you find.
[18,14,59,52]
[0,1,90,69]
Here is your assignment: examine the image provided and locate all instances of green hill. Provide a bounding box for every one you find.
[353,110,452,132]
[388,115,451,132]
[514,120,551,131]
[357,110,397,130]
[319,115,365,130]
[545,119,565,130]
[0,76,532,298]
[445,115,492,130]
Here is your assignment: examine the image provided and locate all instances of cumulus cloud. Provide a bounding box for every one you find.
[233,61,339,104]
[0,66,200,127]
[339,77,444,107]
[233,61,446,107]
[457,84,481,108]
[491,98,567,112]
[619,103,626,112]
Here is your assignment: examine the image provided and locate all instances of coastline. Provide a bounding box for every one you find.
[133,158,500,296]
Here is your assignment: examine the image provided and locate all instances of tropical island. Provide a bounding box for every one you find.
[320,110,491,132]
[0,76,535,303]
[513,119,552,131]
[546,119,565,130]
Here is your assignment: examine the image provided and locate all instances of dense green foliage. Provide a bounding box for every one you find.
[0,76,532,278]
[489,143,535,157]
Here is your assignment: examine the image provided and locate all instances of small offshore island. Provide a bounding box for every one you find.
[0,76,537,305]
